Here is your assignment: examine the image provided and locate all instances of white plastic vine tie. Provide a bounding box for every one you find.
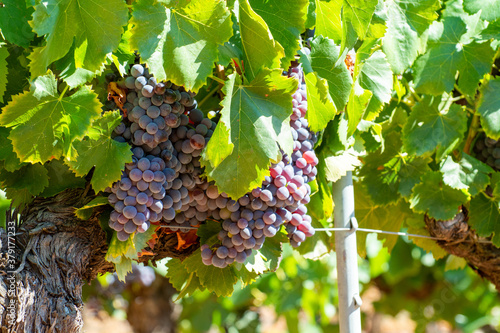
[350,217,358,232]
[353,294,363,308]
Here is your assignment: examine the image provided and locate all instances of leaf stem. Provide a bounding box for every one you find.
[175,272,195,301]
[58,85,69,100]
[453,84,474,106]
[197,85,220,108]
[403,80,422,103]
[208,74,226,85]
[390,97,414,109]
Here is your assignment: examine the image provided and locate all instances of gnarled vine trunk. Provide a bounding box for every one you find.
[0,189,194,333]
[425,207,500,291]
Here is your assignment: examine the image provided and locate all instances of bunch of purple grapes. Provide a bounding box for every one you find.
[198,61,318,268]
[106,60,318,267]
[108,64,216,241]
[474,135,500,171]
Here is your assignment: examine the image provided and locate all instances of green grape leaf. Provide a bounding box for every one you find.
[405,214,448,260]
[342,0,378,40]
[239,0,284,82]
[0,191,11,229]
[111,29,136,78]
[105,227,157,281]
[445,255,467,271]
[361,131,433,203]
[0,0,34,47]
[0,163,49,207]
[133,227,157,253]
[298,49,337,132]
[166,258,201,297]
[414,17,495,96]
[481,20,500,40]
[305,0,316,29]
[346,83,372,136]
[492,172,500,199]
[114,257,133,282]
[183,248,238,297]
[477,77,500,140]
[0,163,48,196]
[440,154,493,196]
[309,36,353,111]
[55,45,107,89]
[67,111,132,193]
[360,131,401,205]
[74,196,109,220]
[105,234,137,263]
[456,41,495,97]
[130,0,232,92]
[105,234,136,281]
[0,45,8,103]
[244,232,286,274]
[382,0,441,74]
[166,258,190,291]
[357,50,393,104]
[413,18,466,94]
[409,171,469,220]
[249,0,309,69]
[29,0,128,77]
[308,160,333,221]
[0,73,102,164]
[354,184,409,255]
[397,156,432,198]
[402,95,467,159]
[197,220,222,246]
[323,150,361,183]
[304,72,337,132]
[314,0,342,43]
[201,69,296,199]
[257,231,287,271]
[0,127,24,172]
[236,265,259,287]
[469,193,500,246]
[40,160,86,198]
[463,0,500,21]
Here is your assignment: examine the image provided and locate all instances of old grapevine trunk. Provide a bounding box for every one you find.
[0,189,194,333]
[425,207,500,291]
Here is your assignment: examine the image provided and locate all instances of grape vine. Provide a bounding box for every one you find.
[0,0,499,300]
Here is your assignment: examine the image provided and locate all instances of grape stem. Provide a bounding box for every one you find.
[197,85,221,108]
[208,74,226,85]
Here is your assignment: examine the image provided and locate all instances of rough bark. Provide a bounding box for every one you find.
[425,207,500,291]
[0,188,196,333]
